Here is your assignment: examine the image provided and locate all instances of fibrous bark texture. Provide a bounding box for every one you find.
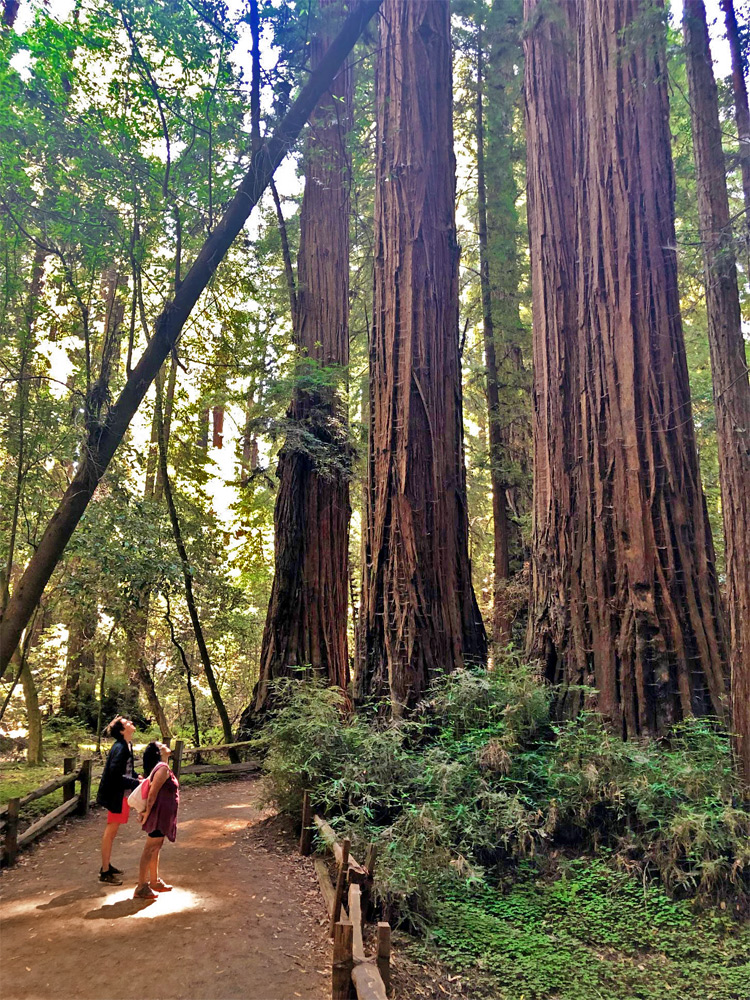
[358,0,487,715]
[248,0,352,718]
[524,0,581,686]
[684,0,750,778]
[526,0,728,736]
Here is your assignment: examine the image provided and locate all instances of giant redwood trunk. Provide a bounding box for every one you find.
[684,0,750,778]
[358,0,486,714]
[246,0,353,719]
[526,0,728,736]
[524,0,582,687]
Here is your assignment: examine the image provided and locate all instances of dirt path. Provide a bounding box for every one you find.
[0,776,331,1000]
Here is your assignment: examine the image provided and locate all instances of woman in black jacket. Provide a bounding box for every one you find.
[96,716,140,884]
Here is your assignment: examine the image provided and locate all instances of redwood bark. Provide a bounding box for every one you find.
[0,0,382,677]
[684,0,750,777]
[526,0,729,735]
[476,24,511,647]
[358,0,487,714]
[248,0,352,719]
[719,0,750,229]
[524,0,582,687]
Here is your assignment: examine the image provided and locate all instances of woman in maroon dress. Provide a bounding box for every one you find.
[133,741,180,900]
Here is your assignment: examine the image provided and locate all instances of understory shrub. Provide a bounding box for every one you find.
[258,660,750,927]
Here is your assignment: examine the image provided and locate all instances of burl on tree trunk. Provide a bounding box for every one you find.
[244,0,353,723]
[358,0,486,716]
[525,0,728,736]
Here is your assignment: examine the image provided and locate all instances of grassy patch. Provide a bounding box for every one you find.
[427,859,749,999]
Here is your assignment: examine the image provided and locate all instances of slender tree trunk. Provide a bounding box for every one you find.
[60,605,96,715]
[246,0,353,722]
[165,594,200,748]
[358,0,487,714]
[524,0,582,687]
[156,389,236,754]
[719,0,750,231]
[20,654,43,764]
[476,23,511,647]
[684,0,750,778]
[0,0,382,678]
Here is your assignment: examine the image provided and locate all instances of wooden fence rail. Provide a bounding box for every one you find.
[299,791,392,1000]
[167,739,260,781]
[2,757,92,867]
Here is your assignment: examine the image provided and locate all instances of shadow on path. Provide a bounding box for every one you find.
[84,897,155,919]
[38,886,108,910]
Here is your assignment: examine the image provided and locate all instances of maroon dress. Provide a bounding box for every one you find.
[142,763,180,842]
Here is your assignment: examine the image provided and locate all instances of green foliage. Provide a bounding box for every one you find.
[261,663,749,916]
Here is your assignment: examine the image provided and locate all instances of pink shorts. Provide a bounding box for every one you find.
[107,795,130,825]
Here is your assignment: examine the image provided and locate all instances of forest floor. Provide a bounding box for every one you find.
[0,776,333,1000]
[0,774,468,1000]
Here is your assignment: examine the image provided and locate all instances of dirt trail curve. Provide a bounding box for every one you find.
[0,776,331,1000]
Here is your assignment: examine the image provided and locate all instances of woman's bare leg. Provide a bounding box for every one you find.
[101,822,119,870]
[148,838,164,883]
[137,839,157,888]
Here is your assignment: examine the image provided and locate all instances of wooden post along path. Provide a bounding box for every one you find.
[330,837,350,937]
[4,797,19,866]
[63,757,76,803]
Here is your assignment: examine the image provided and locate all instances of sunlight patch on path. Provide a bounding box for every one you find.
[83,886,206,920]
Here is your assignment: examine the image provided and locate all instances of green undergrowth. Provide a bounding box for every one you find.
[258,663,750,998]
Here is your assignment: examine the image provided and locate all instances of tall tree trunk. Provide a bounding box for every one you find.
[156,388,236,754]
[476,22,511,647]
[358,0,487,715]
[0,0,382,678]
[719,0,750,232]
[20,654,43,765]
[246,0,353,721]
[546,0,728,734]
[684,0,750,778]
[524,0,582,688]
[60,604,97,715]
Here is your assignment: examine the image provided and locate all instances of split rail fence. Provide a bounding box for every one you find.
[1,757,93,867]
[168,739,260,780]
[299,791,392,1000]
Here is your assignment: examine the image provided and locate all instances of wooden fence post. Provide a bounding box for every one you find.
[77,759,92,816]
[300,790,313,856]
[377,922,391,997]
[332,918,353,1000]
[172,740,184,781]
[4,797,19,866]
[330,836,350,937]
[63,757,76,803]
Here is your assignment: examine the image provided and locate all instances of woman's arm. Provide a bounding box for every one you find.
[141,765,169,824]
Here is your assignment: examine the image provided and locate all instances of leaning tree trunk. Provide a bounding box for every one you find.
[571,0,727,734]
[0,0,382,678]
[245,0,353,722]
[476,23,511,647]
[684,0,750,778]
[358,0,487,715]
[524,0,582,691]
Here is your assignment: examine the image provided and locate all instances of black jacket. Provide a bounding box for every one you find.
[96,738,140,812]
